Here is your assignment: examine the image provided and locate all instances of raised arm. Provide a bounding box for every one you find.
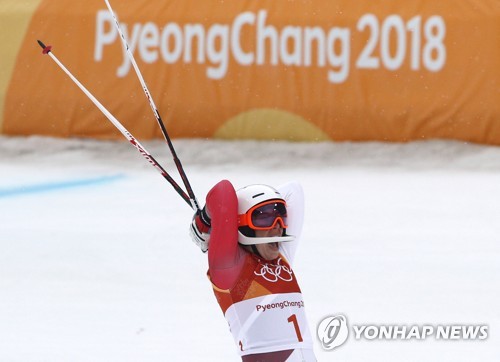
[206,180,246,289]
[278,181,305,265]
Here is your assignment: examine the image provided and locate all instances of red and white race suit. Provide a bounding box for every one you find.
[206,180,316,361]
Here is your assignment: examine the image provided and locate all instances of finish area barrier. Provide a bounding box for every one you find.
[1,0,499,144]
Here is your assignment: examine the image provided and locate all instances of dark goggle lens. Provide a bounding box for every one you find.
[251,202,287,227]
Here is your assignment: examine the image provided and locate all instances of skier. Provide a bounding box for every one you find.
[190,180,316,361]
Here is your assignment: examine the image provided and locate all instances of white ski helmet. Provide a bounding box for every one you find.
[236,184,295,245]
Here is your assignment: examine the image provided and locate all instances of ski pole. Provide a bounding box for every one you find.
[37,40,195,210]
[103,0,200,212]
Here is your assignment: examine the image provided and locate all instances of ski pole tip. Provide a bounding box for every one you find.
[37,40,52,54]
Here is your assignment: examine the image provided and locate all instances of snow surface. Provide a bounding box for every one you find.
[1,135,499,361]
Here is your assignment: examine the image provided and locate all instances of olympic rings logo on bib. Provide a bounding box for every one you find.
[255,258,293,282]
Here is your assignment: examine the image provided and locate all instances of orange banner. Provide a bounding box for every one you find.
[2,0,500,143]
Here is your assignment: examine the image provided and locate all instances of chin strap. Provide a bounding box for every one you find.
[251,244,262,258]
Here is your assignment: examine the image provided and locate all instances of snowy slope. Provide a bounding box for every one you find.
[1,136,499,361]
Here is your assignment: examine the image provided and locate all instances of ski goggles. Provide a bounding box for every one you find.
[238,200,288,230]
